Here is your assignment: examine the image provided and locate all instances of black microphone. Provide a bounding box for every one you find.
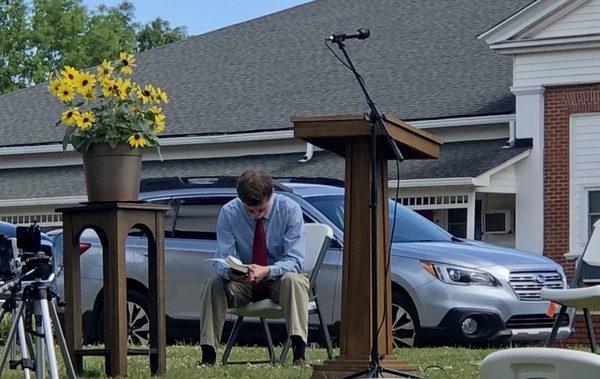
[326,28,370,43]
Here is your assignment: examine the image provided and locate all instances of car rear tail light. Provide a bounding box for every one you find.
[78,242,91,255]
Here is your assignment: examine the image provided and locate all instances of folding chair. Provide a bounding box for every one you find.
[543,219,600,352]
[479,347,600,379]
[221,223,335,364]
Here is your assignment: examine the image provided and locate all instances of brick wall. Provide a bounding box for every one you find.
[543,83,600,345]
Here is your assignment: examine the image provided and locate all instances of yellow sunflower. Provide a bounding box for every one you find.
[75,71,95,95]
[75,112,95,129]
[137,84,155,104]
[119,52,136,74]
[75,72,96,95]
[82,88,96,101]
[114,78,131,100]
[100,78,116,97]
[96,59,114,79]
[152,119,165,134]
[56,82,75,102]
[149,105,162,114]
[60,108,80,125]
[60,66,79,83]
[47,78,62,96]
[154,87,168,103]
[128,134,148,148]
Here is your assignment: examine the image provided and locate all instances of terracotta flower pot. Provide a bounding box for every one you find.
[82,143,142,202]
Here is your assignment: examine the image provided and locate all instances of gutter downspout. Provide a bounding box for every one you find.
[299,143,314,162]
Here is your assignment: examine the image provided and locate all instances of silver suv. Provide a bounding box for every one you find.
[50,177,571,347]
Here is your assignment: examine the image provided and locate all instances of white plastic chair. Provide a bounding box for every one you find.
[221,223,335,364]
[479,347,600,379]
[542,219,600,352]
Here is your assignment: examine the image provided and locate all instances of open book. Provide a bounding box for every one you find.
[205,255,249,275]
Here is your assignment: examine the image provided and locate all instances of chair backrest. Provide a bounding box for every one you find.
[582,219,600,267]
[479,347,600,379]
[302,223,334,289]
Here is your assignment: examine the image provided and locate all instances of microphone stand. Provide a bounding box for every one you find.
[329,36,419,379]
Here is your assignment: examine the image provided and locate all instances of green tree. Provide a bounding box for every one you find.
[136,18,187,52]
[0,0,31,92]
[82,2,137,63]
[0,0,187,94]
[28,0,88,84]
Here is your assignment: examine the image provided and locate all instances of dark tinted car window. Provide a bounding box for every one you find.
[173,197,233,240]
[305,195,452,243]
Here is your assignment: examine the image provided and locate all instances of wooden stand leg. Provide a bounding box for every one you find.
[63,214,84,375]
[103,224,128,377]
[149,214,166,374]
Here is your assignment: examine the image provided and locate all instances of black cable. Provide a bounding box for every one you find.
[325,36,409,351]
[324,39,352,70]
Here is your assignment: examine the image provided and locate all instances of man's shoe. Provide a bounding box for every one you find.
[199,344,216,366]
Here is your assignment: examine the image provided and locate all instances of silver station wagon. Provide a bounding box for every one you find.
[50,177,571,347]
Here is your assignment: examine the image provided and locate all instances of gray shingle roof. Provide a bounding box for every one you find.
[0,0,532,148]
[0,139,529,200]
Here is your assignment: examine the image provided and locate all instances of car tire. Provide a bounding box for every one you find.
[391,290,421,348]
[95,289,151,346]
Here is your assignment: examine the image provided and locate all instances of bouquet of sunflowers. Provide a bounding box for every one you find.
[48,52,167,153]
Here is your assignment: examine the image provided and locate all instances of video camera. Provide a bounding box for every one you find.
[0,224,53,284]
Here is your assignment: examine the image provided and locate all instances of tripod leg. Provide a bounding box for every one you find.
[17,316,32,379]
[48,299,76,379]
[10,309,17,363]
[39,298,60,379]
[0,301,26,377]
[34,301,46,379]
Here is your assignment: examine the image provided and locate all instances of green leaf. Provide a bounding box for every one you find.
[62,126,76,152]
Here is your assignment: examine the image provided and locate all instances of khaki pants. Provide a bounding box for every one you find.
[199,272,310,349]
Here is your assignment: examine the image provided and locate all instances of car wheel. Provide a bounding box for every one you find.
[391,291,421,348]
[95,289,150,346]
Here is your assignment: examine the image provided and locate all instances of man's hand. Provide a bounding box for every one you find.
[248,264,270,283]
[228,269,251,283]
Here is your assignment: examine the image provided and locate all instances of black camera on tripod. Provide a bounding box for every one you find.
[0,224,53,283]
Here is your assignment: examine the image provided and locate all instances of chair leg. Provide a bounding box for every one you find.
[583,308,598,353]
[546,305,568,347]
[313,298,334,360]
[222,316,244,365]
[279,337,292,364]
[261,318,276,363]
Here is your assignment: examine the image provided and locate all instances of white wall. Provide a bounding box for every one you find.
[511,85,545,254]
[536,0,600,39]
[514,49,600,88]
[570,113,600,255]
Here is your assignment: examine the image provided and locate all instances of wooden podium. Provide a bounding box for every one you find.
[292,114,442,378]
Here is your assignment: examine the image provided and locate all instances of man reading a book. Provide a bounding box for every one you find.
[199,169,309,366]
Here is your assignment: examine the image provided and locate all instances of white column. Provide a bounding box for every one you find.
[466,191,476,240]
[511,85,545,254]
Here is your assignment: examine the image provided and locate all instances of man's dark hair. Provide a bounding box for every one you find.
[236,170,273,206]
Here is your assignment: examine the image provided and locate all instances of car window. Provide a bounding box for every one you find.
[172,197,233,240]
[305,195,452,243]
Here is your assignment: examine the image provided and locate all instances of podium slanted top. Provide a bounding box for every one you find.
[291,114,442,160]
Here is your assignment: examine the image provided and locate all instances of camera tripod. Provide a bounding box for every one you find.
[0,276,76,379]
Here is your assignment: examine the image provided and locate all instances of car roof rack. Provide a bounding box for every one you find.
[140,176,344,193]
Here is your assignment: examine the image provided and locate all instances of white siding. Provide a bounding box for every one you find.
[513,49,600,87]
[482,165,517,194]
[536,0,600,39]
[570,113,600,255]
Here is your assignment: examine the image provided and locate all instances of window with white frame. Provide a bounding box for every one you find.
[589,191,600,235]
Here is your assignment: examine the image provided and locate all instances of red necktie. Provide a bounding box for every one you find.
[251,218,271,300]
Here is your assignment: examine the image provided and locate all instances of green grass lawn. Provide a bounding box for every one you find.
[0,344,500,378]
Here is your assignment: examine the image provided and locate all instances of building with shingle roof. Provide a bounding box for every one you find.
[0,0,545,248]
